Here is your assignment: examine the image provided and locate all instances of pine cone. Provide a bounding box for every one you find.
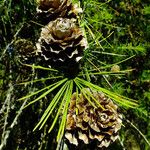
[65,89,122,149]
[36,18,87,67]
[36,0,81,23]
[10,39,37,81]
[13,39,36,64]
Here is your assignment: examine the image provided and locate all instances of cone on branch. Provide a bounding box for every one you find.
[36,0,82,23]
[13,39,36,64]
[10,39,37,81]
[65,89,122,149]
[36,17,88,69]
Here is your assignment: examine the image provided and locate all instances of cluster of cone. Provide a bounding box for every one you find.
[35,0,122,149]
[65,89,122,148]
[36,0,88,68]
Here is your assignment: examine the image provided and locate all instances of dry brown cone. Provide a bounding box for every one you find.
[36,17,88,68]
[65,89,122,149]
[36,0,82,23]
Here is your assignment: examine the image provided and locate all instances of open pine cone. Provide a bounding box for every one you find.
[36,18,87,67]
[65,89,122,149]
[36,0,82,22]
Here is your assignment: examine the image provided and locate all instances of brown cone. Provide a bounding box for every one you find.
[36,18,87,66]
[36,0,81,22]
[65,89,122,149]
